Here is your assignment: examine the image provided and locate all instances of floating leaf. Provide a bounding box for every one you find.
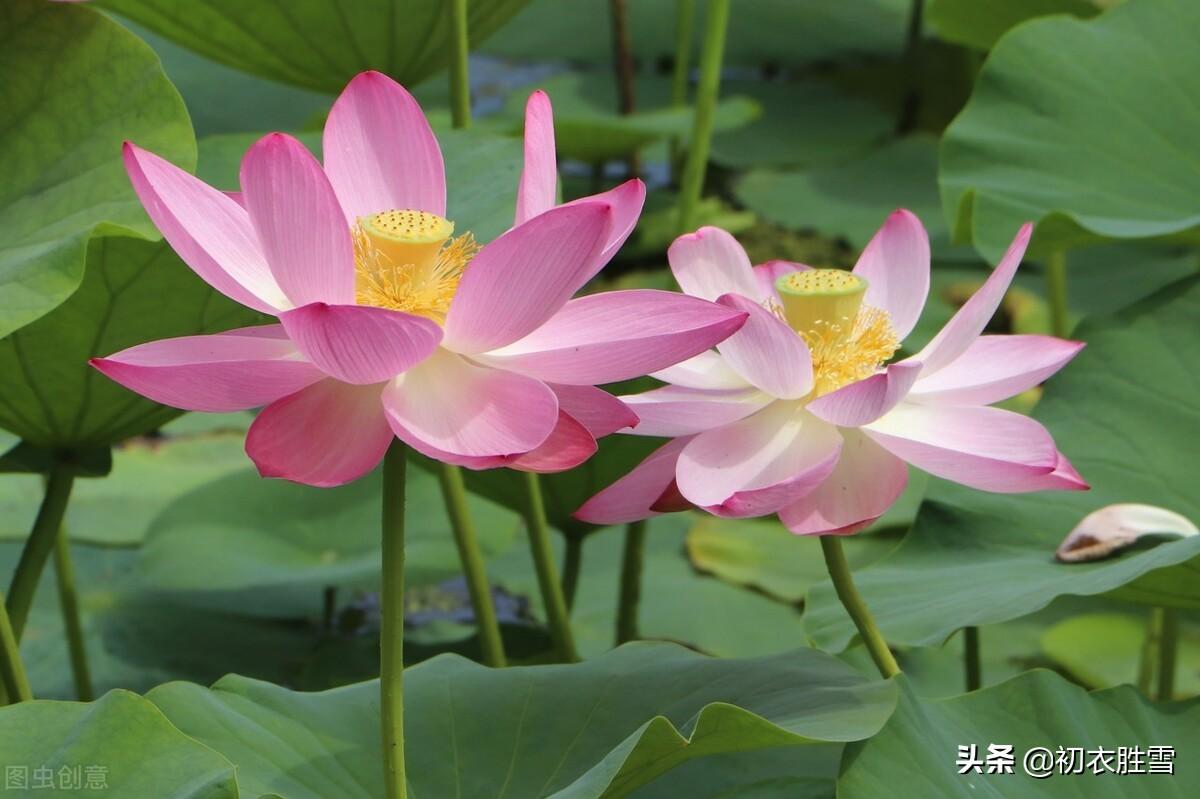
[139,464,518,618]
[840,673,1200,796]
[98,0,532,93]
[940,0,1200,260]
[805,276,1200,652]
[148,643,897,798]
[0,0,194,337]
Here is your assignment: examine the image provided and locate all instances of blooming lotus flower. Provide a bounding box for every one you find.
[577,212,1088,534]
[92,72,747,486]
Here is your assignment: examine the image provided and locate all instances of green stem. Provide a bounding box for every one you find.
[676,0,730,233]
[668,0,696,180]
[1156,607,1178,701]
[6,463,75,641]
[520,472,578,662]
[437,463,506,667]
[819,536,900,679]
[448,0,471,129]
[561,535,584,611]
[0,590,32,704]
[615,520,647,645]
[380,443,408,799]
[963,625,981,692]
[53,528,92,701]
[896,0,925,133]
[1046,250,1070,338]
[1138,608,1162,695]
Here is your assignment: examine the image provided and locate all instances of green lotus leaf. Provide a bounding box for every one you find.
[927,0,1100,50]
[0,0,194,338]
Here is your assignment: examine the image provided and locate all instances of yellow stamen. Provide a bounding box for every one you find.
[353,209,478,321]
[775,269,900,396]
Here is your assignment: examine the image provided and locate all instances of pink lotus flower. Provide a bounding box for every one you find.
[577,212,1088,534]
[92,72,747,487]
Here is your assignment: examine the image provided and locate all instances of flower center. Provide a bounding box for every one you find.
[353,209,478,322]
[774,269,899,396]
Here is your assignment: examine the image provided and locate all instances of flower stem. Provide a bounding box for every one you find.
[6,463,75,641]
[380,442,409,799]
[963,625,981,692]
[1046,249,1069,338]
[1138,608,1162,695]
[819,536,899,679]
[615,519,647,645]
[53,527,92,701]
[669,0,696,180]
[561,535,584,611]
[609,0,640,177]
[676,0,730,233]
[448,0,471,129]
[0,589,32,704]
[1156,607,1178,701]
[896,0,925,133]
[520,472,578,662]
[436,463,506,667]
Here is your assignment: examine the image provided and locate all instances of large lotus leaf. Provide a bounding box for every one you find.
[196,127,521,245]
[632,747,839,799]
[735,136,973,259]
[0,430,249,547]
[940,0,1200,261]
[840,672,1200,797]
[0,0,194,338]
[0,690,237,798]
[147,643,897,799]
[488,513,809,658]
[484,0,910,67]
[1041,613,1200,697]
[98,0,530,94]
[709,80,892,170]
[0,235,260,449]
[805,275,1200,652]
[927,0,1100,50]
[138,464,519,618]
[127,21,333,138]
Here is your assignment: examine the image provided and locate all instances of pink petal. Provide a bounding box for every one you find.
[551,384,638,438]
[90,325,323,412]
[908,335,1085,406]
[913,223,1033,374]
[515,90,557,226]
[715,293,813,399]
[246,379,393,487]
[574,437,693,525]
[442,202,612,353]
[509,411,597,473]
[621,385,771,437]
[1044,451,1090,491]
[562,178,646,269]
[780,430,909,536]
[322,71,446,222]
[278,302,442,385]
[668,226,763,303]
[676,402,843,518]
[382,349,559,460]
[753,260,808,303]
[476,289,748,385]
[863,403,1065,492]
[851,209,930,340]
[123,142,287,313]
[807,361,923,427]
[239,133,355,306]
[651,350,749,390]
